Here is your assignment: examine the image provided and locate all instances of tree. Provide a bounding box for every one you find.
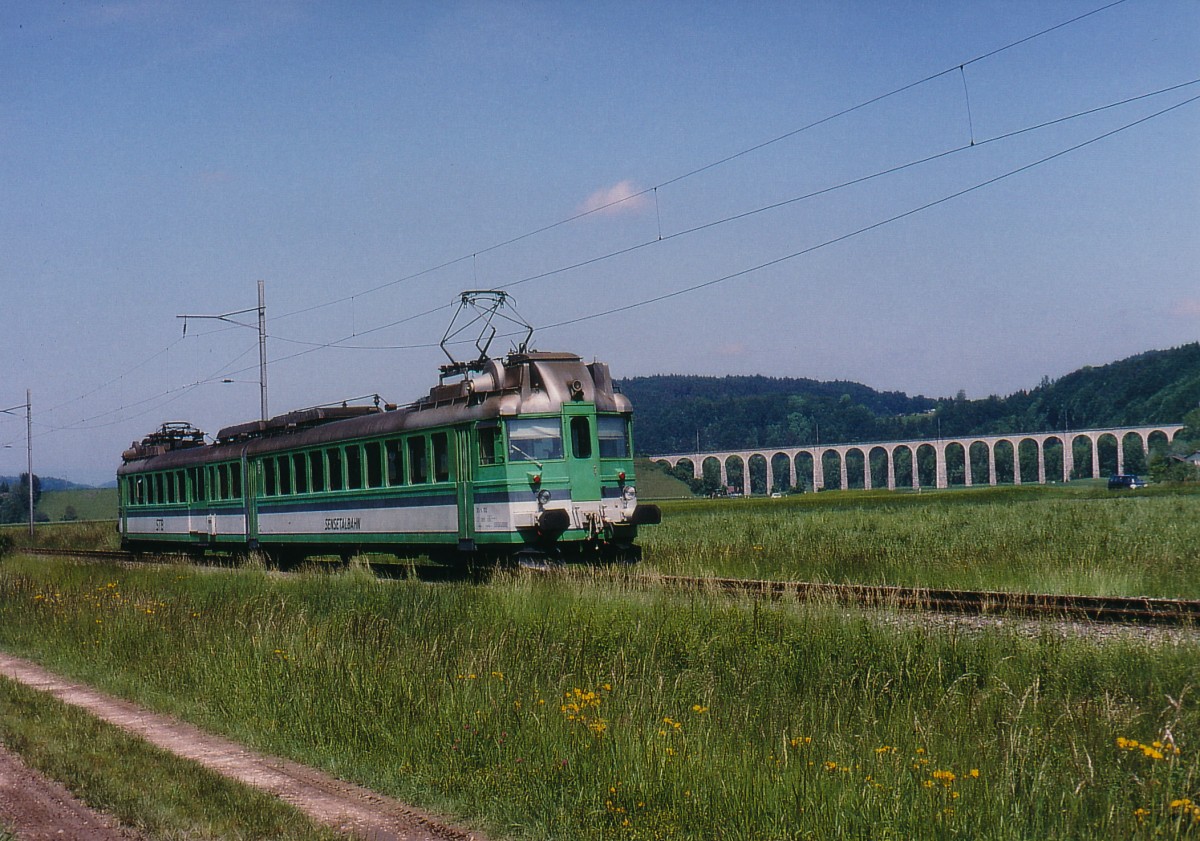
[0,473,40,525]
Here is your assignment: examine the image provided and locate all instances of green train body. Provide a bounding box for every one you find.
[117,351,660,565]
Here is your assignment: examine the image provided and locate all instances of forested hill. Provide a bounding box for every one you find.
[621,343,1200,455]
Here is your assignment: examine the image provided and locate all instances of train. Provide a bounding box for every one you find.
[117,343,661,566]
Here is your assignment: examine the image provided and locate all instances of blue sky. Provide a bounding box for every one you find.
[1,1,1197,484]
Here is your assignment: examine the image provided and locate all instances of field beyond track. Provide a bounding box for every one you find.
[644,483,1200,599]
[1,484,1199,839]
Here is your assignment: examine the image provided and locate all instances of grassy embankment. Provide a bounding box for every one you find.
[634,459,695,500]
[1,546,1199,840]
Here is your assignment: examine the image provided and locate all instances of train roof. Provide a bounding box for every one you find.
[118,350,631,474]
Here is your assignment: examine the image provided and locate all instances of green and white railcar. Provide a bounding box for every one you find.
[117,351,660,565]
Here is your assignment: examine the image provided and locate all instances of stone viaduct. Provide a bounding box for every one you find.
[651,424,1185,494]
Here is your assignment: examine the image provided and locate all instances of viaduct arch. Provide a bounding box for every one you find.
[652,425,1184,495]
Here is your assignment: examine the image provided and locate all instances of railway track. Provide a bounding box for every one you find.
[20,547,137,562]
[646,574,1200,625]
[14,546,1200,626]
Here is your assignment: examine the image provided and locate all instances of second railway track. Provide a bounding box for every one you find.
[13,546,1200,626]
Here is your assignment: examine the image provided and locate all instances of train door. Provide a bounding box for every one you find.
[186,466,206,543]
[118,477,128,539]
[455,427,475,551]
[563,404,601,502]
[242,454,258,548]
[205,463,218,542]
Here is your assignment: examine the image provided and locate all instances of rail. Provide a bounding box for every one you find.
[13,548,1200,626]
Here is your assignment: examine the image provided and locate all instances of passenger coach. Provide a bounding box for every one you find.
[118,350,660,565]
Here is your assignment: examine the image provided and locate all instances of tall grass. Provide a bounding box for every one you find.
[644,486,1200,598]
[0,519,121,551]
[1,555,1198,839]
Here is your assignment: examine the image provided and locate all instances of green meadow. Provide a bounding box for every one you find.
[644,484,1200,599]
[36,487,118,522]
[1,484,1199,838]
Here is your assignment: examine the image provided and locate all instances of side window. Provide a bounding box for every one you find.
[264,460,276,496]
[385,440,403,485]
[231,464,242,499]
[570,417,592,459]
[328,448,343,491]
[218,464,230,500]
[293,453,308,494]
[346,446,363,490]
[309,451,325,492]
[432,433,450,482]
[277,456,292,496]
[408,437,428,484]
[153,473,164,505]
[478,423,501,465]
[133,476,144,505]
[166,472,177,504]
[365,442,383,488]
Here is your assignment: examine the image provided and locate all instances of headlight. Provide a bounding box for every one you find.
[537,489,552,505]
[622,485,637,502]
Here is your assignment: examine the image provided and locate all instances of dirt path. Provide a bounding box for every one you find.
[0,742,147,841]
[0,653,486,841]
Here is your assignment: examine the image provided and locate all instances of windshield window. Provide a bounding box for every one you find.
[597,416,630,458]
[507,418,563,461]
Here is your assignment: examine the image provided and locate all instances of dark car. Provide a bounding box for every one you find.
[1108,474,1148,490]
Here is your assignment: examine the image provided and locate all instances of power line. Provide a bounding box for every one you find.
[43,341,260,434]
[259,0,1135,325]
[15,0,1157,441]
[41,70,1191,431]
[532,92,1200,336]
[274,77,1200,350]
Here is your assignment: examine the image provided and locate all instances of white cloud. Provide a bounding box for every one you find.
[578,180,649,216]
[1172,298,1200,318]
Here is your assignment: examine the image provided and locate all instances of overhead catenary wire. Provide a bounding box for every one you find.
[22,69,1192,443]
[268,77,1200,351]
[194,80,1200,390]
[531,91,1200,336]
[257,0,1135,327]
[12,0,1166,450]
[42,341,261,434]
